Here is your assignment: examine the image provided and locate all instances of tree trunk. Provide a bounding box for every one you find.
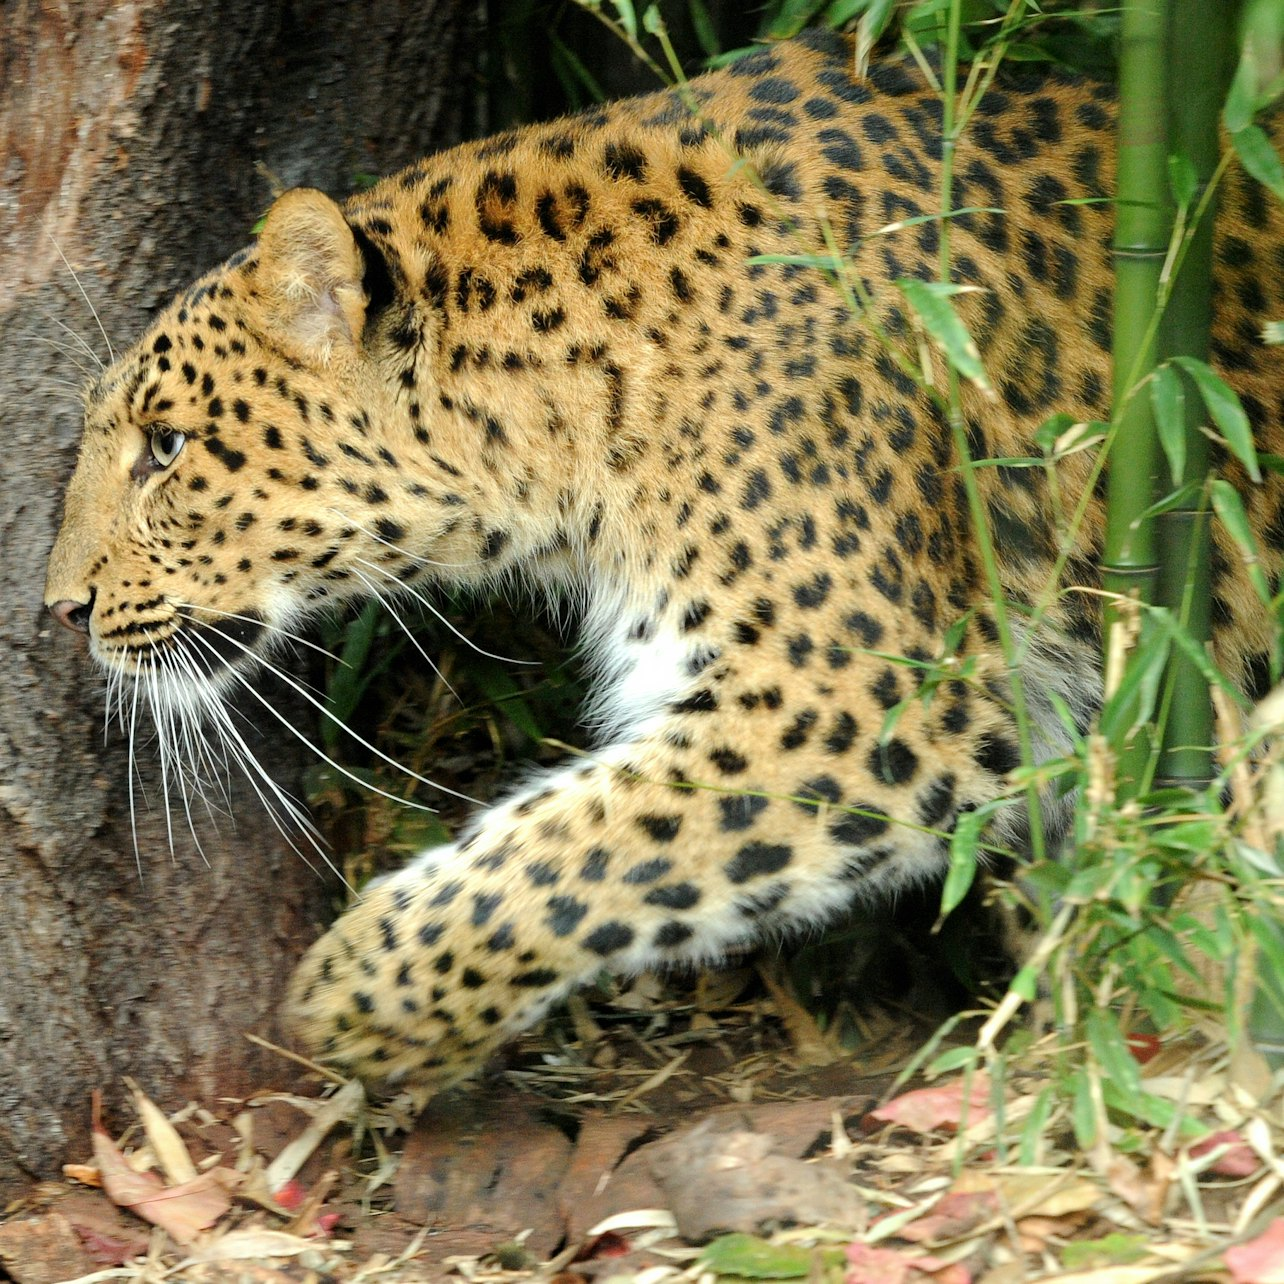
[0,0,477,1196]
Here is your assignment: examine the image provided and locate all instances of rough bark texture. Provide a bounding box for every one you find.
[0,0,476,1196]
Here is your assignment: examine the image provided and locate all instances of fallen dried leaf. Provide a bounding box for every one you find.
[263,1080,364,1192]
[1013,1212,1091,1254]
[1126,1034,1162,1065]
[846,1240,971,1284]
[1105,1154,1167,1225]
[953,1171,1101,1219]
[69,1219,149,1267]
[1191,1131,1262,1179]
[867,1079,991,1135]
[130,1081,198,1185]
[90,1093,233,1245]
[178,1227,329,1263]
[895,1190,1000,1244]
[1227,1218,1284,1284]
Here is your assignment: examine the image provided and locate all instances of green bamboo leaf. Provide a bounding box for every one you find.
[473,665,544,743]
[548,34,606,104]
[969,455,1043,469]
[832,0,890,33]
[1086,1010,1142,1095]
[1099,629,1171,741]
[1010,964,1039,1002]
[1062,1235,1149,1269]
[1044,689,1084,742]
[1224,53,1257,133]
[1173,356,1261,481]
[1137,481,1201,522]
[1100,1080,1189,1132]
[1018,1086,1055,1167]
[941,808,982,916]
[764,0,831,38]
[1033,412,1077,454]
[1151,608,1246,702]
[1211,479,1272,603]
[896,279,992,391]
[871,206,1005,236]
[927,1045,979,1074]
[1167,153,1199,208]
[1231,124,1284,202]
[1070,1070,1097,1149]
[686,0,719,58]
[749,253,846,269]
[699,1234,816,1278]
[325,601,385,748]
[609,0,637,40]
[1149,364,1186,484]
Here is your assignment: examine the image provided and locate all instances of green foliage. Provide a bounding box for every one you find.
[699,1232,845,1278]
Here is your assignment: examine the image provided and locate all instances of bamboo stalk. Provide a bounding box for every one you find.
[1156,2,1234,790]
[1104,0,1173,795]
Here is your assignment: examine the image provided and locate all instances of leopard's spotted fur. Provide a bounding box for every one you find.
[45,30,1284,1096]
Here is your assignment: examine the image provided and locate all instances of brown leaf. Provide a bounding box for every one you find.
[895,1190,1000,1244]
[1103,1154,1166,1226]
[846,1241,972,1284]
[867,1078,991,1135]
[90,1093,233,1245]
[1190,1130,1261,1179]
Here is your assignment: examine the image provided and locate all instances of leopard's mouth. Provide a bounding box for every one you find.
[90,607,268,683]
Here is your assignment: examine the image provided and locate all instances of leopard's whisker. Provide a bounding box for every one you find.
[46,229,115,365]
[173,602,348,666]
[29,336,97,379]
[151,647,225,863]
[45,312,107,371]
[125,659,146,879]
[349,567,461,704]
[30,378,89,399]
[353,555,535,667]
[143,654,180,859]
[165,636,343,884]
[181,619,481,808]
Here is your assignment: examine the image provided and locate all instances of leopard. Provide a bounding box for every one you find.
[44,27,1284,1101]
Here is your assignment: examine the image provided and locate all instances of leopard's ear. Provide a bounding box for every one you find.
[253,188,366,364]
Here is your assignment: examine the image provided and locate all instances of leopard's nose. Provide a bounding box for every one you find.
[49,598,93,634]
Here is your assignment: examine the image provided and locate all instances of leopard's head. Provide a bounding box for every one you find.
[45,189,441,696]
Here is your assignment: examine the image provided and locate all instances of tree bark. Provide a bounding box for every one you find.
[0,0,476,1196]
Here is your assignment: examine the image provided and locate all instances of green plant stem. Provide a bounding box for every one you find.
[933,0,1048,868]
[1104,0,1173,796]
[1154,1,1235,789]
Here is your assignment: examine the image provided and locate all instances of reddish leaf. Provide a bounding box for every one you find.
[273,1178,306,1210]
[866,1078,991,1135]
[895,1190,1000,1243]
[70,1222,149,1267]
[1227,1218,1284,1284]
[1126,1033,1162,1065]
[575,1231,632,1261]
[1190,1131,1260,1178]
[847,1242,971,1284]
[89,1093,233,1245]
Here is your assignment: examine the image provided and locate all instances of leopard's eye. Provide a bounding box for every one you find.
[150,428,186,468]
